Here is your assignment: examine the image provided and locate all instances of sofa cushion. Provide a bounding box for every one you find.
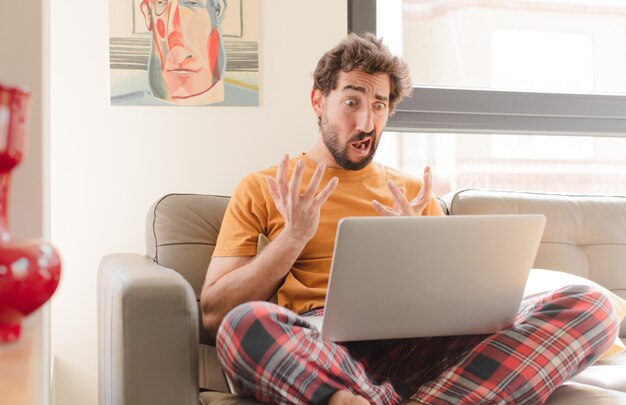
[570,344,626,392]
[146,194,230,299]
[546,382,626,404]
[200,391,262,405]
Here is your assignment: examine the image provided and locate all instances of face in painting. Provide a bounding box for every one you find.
[141,0,227,103]
[313,70,391,170]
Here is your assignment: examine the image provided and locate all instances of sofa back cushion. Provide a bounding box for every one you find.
[445,189,626,337]
[146,193,230,299]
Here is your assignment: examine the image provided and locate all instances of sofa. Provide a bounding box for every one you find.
[98,189,626,405]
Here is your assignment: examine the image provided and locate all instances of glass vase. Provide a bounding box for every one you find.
[0,84,61,343]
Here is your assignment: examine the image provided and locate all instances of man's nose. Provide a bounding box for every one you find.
[356,107,375,134]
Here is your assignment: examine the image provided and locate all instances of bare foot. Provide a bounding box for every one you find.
[328,390,370,405]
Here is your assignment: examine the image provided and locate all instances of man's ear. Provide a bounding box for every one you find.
[311,88,325,117]
[140,1,153,31]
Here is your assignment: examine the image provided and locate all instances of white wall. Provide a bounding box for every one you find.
[50,1,347,404]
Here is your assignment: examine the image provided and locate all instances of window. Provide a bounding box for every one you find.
[491,29,593,94]
[376,132,626,195]
[381,0,626,95]
[349,0,626,194]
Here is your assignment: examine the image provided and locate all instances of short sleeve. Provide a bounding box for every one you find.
[212,173,269,257]
[425,196,445,216]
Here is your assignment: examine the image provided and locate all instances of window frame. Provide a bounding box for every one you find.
[347,0,626,137]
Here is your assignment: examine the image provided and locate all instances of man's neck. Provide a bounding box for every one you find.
[306,138,341,169]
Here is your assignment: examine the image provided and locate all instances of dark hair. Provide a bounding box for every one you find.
[313,33,412,110]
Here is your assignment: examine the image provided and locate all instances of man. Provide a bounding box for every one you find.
[200,34,618,405]
[140,0,227,105]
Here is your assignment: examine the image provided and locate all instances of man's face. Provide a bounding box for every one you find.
[315,70,391,170]
[141,0,225,102]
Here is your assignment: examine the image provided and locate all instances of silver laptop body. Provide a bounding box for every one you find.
[309,214,546,342]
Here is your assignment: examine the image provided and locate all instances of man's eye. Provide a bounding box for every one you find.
[344,99,357,107]
[374,102,387,111]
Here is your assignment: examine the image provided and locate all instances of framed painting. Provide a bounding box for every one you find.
[109,0,259,106]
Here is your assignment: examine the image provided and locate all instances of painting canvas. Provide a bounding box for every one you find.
[109,0,258,106]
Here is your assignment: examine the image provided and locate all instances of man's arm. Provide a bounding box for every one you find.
[200,230,307,338]
[200,155,338,339]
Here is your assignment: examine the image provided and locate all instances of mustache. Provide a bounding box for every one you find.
[349,130,376,143]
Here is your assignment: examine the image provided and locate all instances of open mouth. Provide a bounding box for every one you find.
[351,138,372,153]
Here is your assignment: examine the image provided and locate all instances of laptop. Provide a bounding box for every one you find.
[306,214,546,342]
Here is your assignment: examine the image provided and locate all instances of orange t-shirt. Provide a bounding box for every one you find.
[212,154,445,314]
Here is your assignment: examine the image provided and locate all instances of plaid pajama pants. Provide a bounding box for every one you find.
[216,285,619,405]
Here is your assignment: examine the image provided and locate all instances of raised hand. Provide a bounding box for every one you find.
[371,166,434,216]
[266,154,339,243]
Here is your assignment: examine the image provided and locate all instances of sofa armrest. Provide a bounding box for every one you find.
[98,253,199,405]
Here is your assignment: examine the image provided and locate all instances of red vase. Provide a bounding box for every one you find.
[0,84,61,343]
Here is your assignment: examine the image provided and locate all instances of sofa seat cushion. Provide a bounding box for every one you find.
[569,342,626,392]
[546,344,626,404]
[200,391,262,405]
[545,383,626,404]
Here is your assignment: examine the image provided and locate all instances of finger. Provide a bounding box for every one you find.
[372,200,397,216]
[387,180,413,215]
[265,176,281,204]
[289,159,305,201]
[411,167,433,207]
[275,154,290,200]
[393,199,400,213]
[313,177,339,207]
[393,186,406,213]
[422,166,433,199]
[304,162,326,200]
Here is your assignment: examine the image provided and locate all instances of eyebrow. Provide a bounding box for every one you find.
[342,84,389,102]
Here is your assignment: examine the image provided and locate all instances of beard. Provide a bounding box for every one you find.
[320,112,379,171]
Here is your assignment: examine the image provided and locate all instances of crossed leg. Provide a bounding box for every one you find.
[216,285,618,405]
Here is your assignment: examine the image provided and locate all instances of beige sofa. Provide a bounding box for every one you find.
[98,189,626,405]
